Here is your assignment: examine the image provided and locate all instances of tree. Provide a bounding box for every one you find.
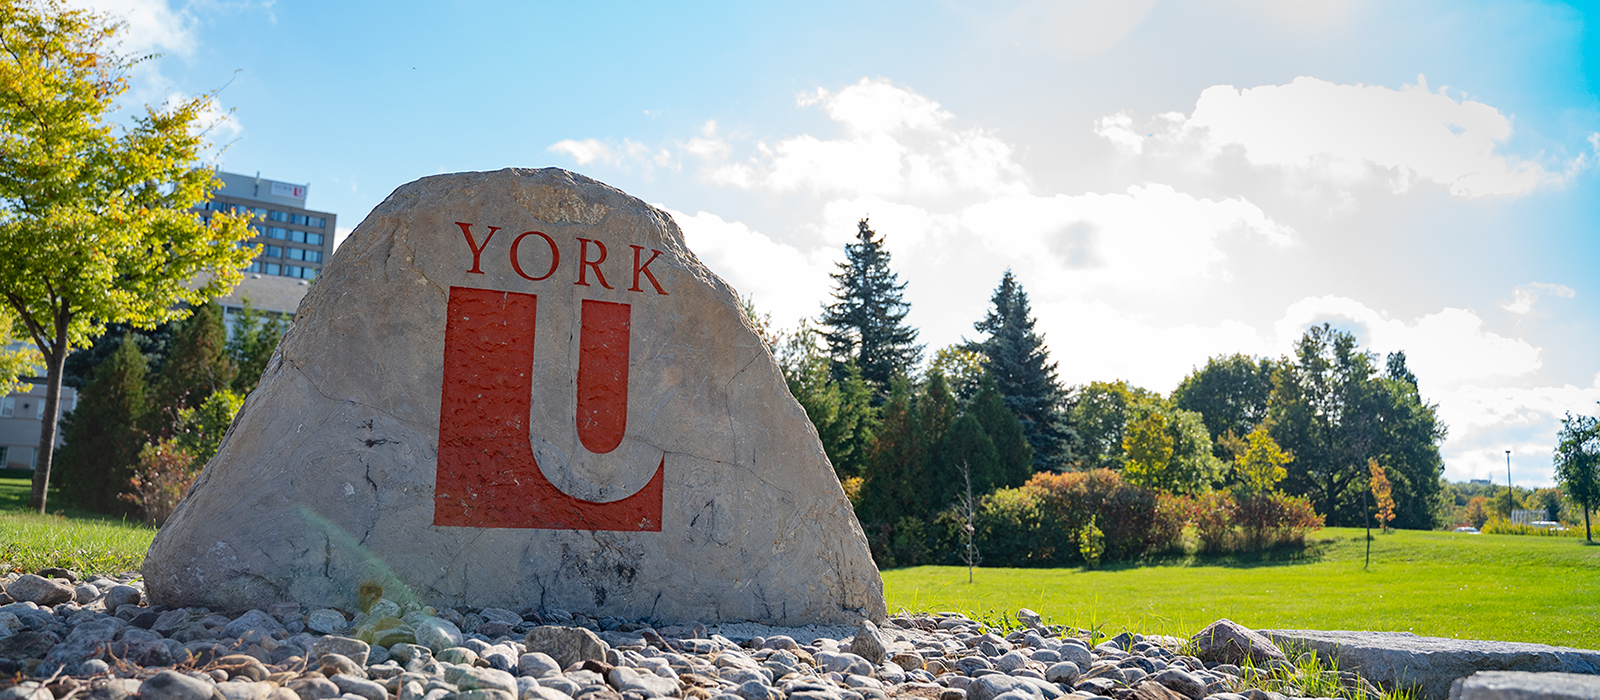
[1369,459,1395,533]
[0,1,256,512]
[780,323,878,480]
[228,298,288,396]
[147,301,236,439]
[1234,425,1292,492]
[1173,354,1275,459]
[968,373,1033,490]
[1554,409,1600,541]
[1267,325,1444,527]
[1066,380,1160,471]
[973,270,1072,470]
[819,219,921,394]
[53,334,147,515]
[0,310,38,395]
[1122,412,1174,491]
[1465,496,1489,529]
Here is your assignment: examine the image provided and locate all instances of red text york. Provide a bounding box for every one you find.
[455,222,668,295]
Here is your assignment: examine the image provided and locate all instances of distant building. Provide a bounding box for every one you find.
[199,170,338,281]
[1469,478,1491,485]
[0,371,73,471]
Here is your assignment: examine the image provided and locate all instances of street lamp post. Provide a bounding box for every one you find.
[1505,450,1513,522]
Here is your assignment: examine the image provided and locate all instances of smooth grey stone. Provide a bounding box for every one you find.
[1263,630,1600,700]
[968,675,1044,700]
[417,618,466,653]
[308,610,349,634]
[314,636,372,666]
[1149,669,1208,700]
[4,576,74,606]
[331,676,388,700]
[847,620,888,664]
[520,652,564,678]
[1046,662,1081,684]
[605,667,679,698]
[1453,671,1600,700]
[446,664,520,695]
[141,671,220,700]
[216,681,274,700]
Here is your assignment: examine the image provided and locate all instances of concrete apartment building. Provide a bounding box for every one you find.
[0,170,332,472]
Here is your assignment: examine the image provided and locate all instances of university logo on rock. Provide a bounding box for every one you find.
[433,222,669,532]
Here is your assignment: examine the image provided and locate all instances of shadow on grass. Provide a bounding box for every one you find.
[0,468,143,523]
[1093,535,1345,572]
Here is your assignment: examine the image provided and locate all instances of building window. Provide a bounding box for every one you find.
[264,263,281,275]
[290,213,308,225]
[245,261,260,273]
[309,217,326,228]
[289,230,307,243]
[304,268,318,279]
[1,396,13,417]
[286,247,304,261]
[251,206,270,219]
[306,232,324,246]
[268,210,288,222]
[305,250,322,262]
[265,245,283,258]
[267,227,287,239]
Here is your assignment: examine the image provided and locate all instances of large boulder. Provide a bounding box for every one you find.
[1265,630,1600,700]
[1452,672,1600,700]
[143,168,885,626]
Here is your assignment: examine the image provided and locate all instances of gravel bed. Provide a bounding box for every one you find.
[0,570,1366,700]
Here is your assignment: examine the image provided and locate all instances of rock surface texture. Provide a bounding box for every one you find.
[141,168,883,626]
[1452,672,1600,700]
[1264,631,1600,700]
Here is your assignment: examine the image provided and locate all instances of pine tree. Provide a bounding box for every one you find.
[820,219,921,394]
[228,299,288,396]
[147,302,236,439]
[974,270,1071,471]
[54,335,148,515]
[969,373,1033,489]
[858,376,925,523]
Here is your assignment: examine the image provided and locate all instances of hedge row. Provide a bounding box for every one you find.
[862,469,1323,568]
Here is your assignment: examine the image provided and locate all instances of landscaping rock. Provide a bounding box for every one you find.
[1264,631,1600,700]
[140,670,224,700]
[526,626,609,670]
[5,575,75,606]
[847,620,888,664]
[140,168,884,626]
[1192,620,1286,666]
[1452,671,1600,700]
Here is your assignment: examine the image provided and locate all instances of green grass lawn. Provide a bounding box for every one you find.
[0,470,155,575]
[884,527,1600,650]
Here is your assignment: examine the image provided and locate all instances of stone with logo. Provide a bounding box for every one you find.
[142,167,885,625]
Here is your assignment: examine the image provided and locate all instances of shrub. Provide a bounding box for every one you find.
[1077,515,1105,568]
[1233,489,1323,550]
[973,486,1042,567]
[1191,490,1237,553]
[121,440,200,527]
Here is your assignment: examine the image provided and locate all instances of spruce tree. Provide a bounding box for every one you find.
[820,219,922,394]
[858,376,924,523]
[55,335,148,515]
[974,270,1071,471]
[970,373,1033,489]
[228,299,288,396]
[147,302,236,439]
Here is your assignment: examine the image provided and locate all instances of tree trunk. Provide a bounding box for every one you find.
[1586,507,1591,543]
[28,320,69,514]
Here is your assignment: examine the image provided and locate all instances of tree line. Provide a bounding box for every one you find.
[751,218,1456,566]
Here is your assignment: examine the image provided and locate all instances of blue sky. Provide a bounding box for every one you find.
[91,0,1600,486]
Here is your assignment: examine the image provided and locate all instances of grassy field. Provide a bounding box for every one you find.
[0,470,155,574]
[884,527,1600,649]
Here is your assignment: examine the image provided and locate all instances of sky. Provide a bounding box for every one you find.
[82,0,1600,487]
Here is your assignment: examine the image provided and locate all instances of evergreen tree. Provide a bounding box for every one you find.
[858,376,925,523]
[147,302,236,439]
[973,270,1071,470]
[54,335,148,515]
[969,373,1033,489]
[228,299,288,396]
[929,414,999,508]
[820,219,921,394]
[1385,350,1418,389]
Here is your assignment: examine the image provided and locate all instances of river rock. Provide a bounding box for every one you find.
[5,575,74,606]
[141,167,883,626]
[1192,620,1285,666]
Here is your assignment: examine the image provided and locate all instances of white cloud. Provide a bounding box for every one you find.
[961,184,1294,291]
[1501,282,1576,315]
[1274,296,1542,390]
[1434,379,1600,485]
[73,0,196,57]
[695,78,1029,201]
[546,138,668,171]
[663,208,837,328]
[1101,75,1591,198]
